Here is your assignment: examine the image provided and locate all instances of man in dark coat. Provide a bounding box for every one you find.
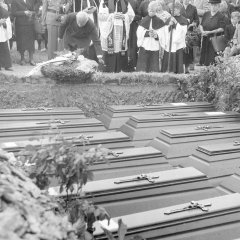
[11,0,37,65]
[58,11,103,63]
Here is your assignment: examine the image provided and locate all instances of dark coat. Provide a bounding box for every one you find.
[138,0,149,18]
[11,0,36,26]
[225,23,236,42]
[180,3,199,26]
[59,13,102,55]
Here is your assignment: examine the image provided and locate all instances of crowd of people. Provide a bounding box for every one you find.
[1,0,240,73]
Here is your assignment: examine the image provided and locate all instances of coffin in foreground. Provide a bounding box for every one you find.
[93,193,240,240]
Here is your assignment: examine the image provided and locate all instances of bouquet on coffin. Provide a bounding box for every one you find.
[26,50,99,83]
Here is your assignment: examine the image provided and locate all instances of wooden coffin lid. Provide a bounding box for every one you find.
[48,167,206,197]
[0,132,130,152]
[127,111,240,124]
[0,119,104,132]
[0,107,83,116]
[197,141,240,156]
[161,123,240,138]
[93,193,240,236]
[107,102,214,113]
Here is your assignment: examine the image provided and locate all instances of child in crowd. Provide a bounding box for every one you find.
[136,1,165,72]
[224,11,240,57]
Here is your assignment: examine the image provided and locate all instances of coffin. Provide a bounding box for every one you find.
[93,193,240,240]
[89,146,172,180]
[48,167,225,217]
[0,118,106,142]
[100,102,215,129]
[180,141,240,180]
[120,111,240,141]
[219,169,240,194]
[148,123,240,166]
[0,107,85,122]
[0,131,133,153]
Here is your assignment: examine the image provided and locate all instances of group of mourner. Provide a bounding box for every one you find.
[0,0,240,73]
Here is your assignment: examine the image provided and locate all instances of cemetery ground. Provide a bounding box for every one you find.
[0,45,196,116]
[1,47,240,239]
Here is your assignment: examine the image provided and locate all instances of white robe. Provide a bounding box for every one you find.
[99,1,135,53]
[158,23,187,53]
[0,17,12,42]
[136,20,162,51]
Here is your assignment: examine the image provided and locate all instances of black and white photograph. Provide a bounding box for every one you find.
[1,0,240,240]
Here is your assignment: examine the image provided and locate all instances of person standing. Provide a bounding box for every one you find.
[0,4,12,70]
[160,2,188,73]
[181,0,199,73]
[11,0,37,65]
[199,0,226,66]
[42,0,72,60]
[100,0,135,72]
[128,0,141,70]
[136,1,165,72]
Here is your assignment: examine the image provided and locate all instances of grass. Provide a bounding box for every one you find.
[5,42,186,117]
[0,76,183,117]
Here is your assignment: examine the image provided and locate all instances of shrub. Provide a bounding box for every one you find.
[11,132,112,239]
[178,56,240,112]
[41,62,93,83]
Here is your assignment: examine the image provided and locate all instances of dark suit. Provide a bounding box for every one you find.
[11,0,36,52]
[59,13,102,60]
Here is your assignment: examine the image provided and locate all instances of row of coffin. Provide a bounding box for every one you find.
[1,103,240,239]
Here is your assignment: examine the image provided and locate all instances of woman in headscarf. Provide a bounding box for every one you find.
[0,3,12,71]
[199,0,227,66]
[100,0,135,72]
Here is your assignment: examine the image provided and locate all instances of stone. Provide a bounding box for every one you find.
[88,146,172,180]
[180,140,240,181]
[100,102,215,129]
[93,193,240,240]
[48,167,226,217]
[219,169,240,194]
[148,123,240,166]
[0,131,133,153]
[0,107,85,123]
[120,111,240,142]
[0,118,106,142]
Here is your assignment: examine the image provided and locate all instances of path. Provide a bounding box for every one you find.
[1,63,204,80]
[1,64,35,78]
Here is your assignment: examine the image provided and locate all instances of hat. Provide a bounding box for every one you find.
[208,0,221,4]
